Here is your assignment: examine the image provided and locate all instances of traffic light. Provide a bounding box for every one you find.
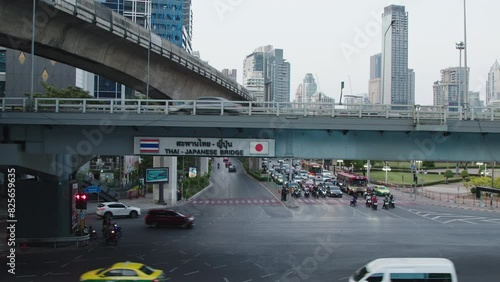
[75,193,88,210]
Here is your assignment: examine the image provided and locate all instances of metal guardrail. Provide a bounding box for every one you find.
[2,98,500,123]
[17,234,90,248]
[0,97,27,112]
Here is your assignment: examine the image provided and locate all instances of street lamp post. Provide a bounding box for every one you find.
[463,0,469,107]
[146,14,151,102]
[30,0,36,109]
[381,19,396,105]
[382,162,391,184]
[456,41,464,112]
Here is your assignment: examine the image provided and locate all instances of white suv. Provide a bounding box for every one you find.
[96,202,141,218]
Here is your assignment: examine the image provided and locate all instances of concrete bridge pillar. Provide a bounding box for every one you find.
[152,156,178,206]
[199,157,209,176]
[15,154,76,238]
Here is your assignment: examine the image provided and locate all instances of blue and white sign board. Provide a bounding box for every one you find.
[80,211,85,219]
[85,186,101,193]
[134,137,276,157]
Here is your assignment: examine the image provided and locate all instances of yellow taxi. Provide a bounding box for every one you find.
[80,261,166,281]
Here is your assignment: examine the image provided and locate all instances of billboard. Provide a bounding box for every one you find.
[134,137,275,157]
[189,167,197,178]
[145,167,169,184]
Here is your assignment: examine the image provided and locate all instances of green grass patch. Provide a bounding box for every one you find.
[369,171,462,185]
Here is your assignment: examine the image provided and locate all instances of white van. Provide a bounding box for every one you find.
[349,258,457,282]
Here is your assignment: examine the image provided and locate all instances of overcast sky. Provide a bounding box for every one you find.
[191,0,498,105]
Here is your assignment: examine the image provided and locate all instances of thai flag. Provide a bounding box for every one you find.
[140,139,159,153]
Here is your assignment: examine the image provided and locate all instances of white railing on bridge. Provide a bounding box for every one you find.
[1,98,500,123]
[0,97,27,112]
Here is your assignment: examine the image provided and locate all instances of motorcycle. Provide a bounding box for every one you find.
[389,199,396,208]
[382,200,389,209]
[365,198,372,207]
[113,223,122,238]
[350,198,357,207]
[292,189,301,198]
[319,188,327,198]
[105,229,118,246]
[304,189,310,198]
[372,202,378,210]
[84,225,98,240]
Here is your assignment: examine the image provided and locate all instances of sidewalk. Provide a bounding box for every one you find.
[391,183,500,213]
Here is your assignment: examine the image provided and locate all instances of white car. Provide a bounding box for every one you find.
[96,202,141,218]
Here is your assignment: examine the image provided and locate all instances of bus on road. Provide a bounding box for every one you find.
[336,172,368,195]
[302,161,323,176]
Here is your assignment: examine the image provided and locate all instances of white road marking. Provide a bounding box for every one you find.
[223,278,230,282]
[261,273,274,278]
[169,267,178,272]
[184,270,200,276]
[60,263,68,268]
[50,272,71,276]
[213,264,227,269]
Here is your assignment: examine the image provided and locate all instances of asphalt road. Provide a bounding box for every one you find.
[3,158,500,281]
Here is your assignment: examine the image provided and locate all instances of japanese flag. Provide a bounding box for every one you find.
[250,141,269,155]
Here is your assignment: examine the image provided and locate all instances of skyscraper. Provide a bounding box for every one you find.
[381,5,409,105]
[294,83,303,104]
[264,48,290,104]
[82,0,193,99]
[243,46,290,104]
[302,73,317,103]
[222,69,237,81]
[408,69,415,105]
[243,50,265,102]
[151,0,193,53]
[433,67,469,108]
[368,53,381,104]
[486,60,500,105]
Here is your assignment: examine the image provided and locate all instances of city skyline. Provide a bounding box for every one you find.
[191,0,499,106]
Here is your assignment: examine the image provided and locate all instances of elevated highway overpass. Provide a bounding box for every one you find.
[0,0,252,101]
[1,98,500,166]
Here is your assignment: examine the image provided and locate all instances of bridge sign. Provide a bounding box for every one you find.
[85,186,101,193]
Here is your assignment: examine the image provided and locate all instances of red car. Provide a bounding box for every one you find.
[225,161,232,168]
[145,209,194,229]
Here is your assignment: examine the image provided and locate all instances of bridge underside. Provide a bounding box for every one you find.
[0,0,246,100]
[1,115,499,161]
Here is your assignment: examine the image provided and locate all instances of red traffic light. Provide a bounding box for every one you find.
[75,194,81,200]
[81,194,87,200]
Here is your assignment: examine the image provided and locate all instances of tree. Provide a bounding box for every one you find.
[443,170,454,184]
[459,161,470,170]
[31,81,93,99]
[422,161,435,169]
[460,170,469,181]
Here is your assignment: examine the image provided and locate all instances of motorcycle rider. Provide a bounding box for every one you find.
[371,194,378,205]
[350,194,358,206]
[366,192,373,206]
[383,195,389,209]
[217,163,220,169]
